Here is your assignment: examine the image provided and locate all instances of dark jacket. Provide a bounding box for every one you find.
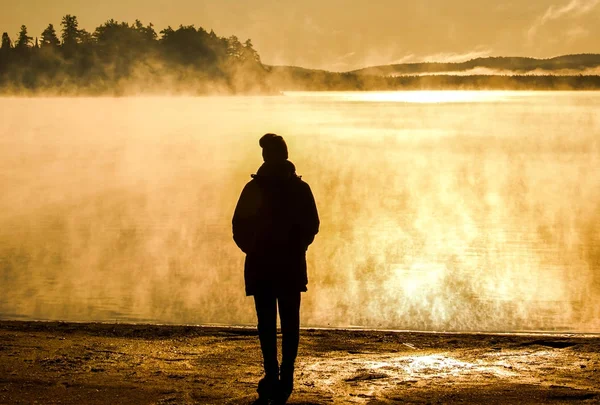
[232,160,319,296]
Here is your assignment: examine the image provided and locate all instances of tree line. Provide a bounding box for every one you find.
[268,67,600,91]
[2,15,599,94]
[0,15,266,94]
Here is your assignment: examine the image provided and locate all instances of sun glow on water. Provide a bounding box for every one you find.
[284,90,514,104]
[347,91,507,104]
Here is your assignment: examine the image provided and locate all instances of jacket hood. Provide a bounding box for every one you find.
[252,160,298,181]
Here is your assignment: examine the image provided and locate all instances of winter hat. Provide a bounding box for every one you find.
[259,133,288,162]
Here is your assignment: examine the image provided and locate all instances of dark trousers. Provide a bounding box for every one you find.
[254,292,301,378]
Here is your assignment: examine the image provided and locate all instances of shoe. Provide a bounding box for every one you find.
[273,368,294,404]
[272,389,291,405]
[257,374,278,402]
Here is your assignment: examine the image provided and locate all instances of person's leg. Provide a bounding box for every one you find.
[277,291,301,398]
[254,293,279,398]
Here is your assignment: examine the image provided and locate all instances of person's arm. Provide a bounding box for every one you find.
[232,181,261,254]
[300,182,320,249]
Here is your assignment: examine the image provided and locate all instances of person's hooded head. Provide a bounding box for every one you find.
[259,133,288,163]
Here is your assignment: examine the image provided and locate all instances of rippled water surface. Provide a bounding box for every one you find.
[0,91,599,332]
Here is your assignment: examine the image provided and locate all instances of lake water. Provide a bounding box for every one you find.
[0,91,599,332]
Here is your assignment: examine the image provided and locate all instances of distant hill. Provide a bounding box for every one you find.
[263,66,600,91]
[350,54,600,76]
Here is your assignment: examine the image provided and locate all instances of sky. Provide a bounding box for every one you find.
[0,0,599,71]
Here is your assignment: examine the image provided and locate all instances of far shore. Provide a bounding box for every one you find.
[2,74,600,97]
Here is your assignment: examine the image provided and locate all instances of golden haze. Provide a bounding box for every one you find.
[1,0,599,70]
[0,92,598,332]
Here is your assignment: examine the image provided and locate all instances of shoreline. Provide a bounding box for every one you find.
[1,319,599,338]
[1,320,599,404]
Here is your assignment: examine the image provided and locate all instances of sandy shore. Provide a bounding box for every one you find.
[0,321,599,404]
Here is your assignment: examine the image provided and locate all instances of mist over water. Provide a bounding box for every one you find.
[0,91,599,332]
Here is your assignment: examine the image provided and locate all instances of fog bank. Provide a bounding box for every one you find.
[0,92,598,332]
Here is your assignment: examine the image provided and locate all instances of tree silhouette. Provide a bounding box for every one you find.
[41,24,60,47]
[94,19,156,51]
[15,25,33,49]
[78,28,92,44]
[244,39,261,63]
[227,35,243,59]
[0,32,12,75]
[159,25,225,69]
[93,19,158,80]
[134,20,157,42]
[61,15,79,45]
[61,14,81,57]
[1,32,11,50]
[6,13,596,93]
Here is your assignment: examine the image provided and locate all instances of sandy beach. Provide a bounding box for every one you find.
[0,321,599,404]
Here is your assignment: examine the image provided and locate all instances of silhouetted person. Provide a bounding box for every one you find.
[233,134,319,404]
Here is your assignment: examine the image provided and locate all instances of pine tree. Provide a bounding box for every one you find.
[15,25,33,49]
[227,35,243,59]
[244,39,261,63]
[1,32,12,50]
[41,24,60,47]
[61,15,80,47]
